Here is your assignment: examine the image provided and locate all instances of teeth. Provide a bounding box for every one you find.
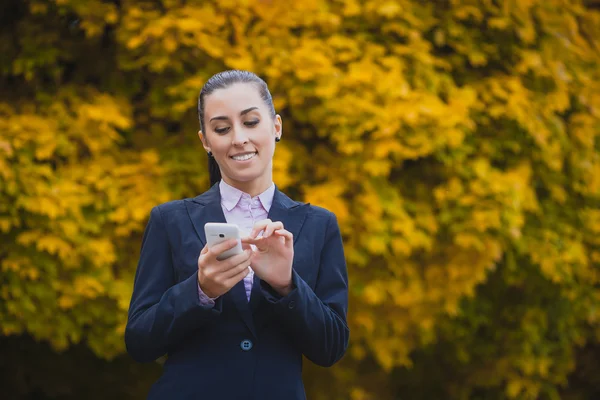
[232,152,256,161]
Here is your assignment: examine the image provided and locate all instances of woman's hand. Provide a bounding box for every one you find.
[197,239,252,298]
[242,219,294,296]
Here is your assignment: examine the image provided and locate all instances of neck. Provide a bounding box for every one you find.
[221,174,273,197]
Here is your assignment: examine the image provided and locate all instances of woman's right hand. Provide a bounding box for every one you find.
[197,239,252,299]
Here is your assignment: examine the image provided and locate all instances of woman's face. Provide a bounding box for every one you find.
[199,82,282,193]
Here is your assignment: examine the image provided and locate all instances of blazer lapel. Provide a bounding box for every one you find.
[230,279,257,337]
[184,183,226,247]
[184,183,257,337]
[248,272,262,311]
[267,187,310,245]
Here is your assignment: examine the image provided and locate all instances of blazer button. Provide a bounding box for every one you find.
[240,339,253,351]
[288,300,296,309]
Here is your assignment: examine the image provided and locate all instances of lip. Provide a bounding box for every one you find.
[229,151,258,161]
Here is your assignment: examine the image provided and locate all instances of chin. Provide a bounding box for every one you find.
[226,171,262,183]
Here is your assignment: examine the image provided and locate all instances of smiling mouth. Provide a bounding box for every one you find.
[230,152,257,161]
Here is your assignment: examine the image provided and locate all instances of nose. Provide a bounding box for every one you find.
[231,126,249,146]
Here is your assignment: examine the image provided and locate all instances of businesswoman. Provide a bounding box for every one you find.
[125,70,349,400]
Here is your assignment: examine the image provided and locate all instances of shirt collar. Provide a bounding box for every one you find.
[257,182,275,212]
[219,179,275,212]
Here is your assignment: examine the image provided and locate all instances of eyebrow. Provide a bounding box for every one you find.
[209,107,259,122]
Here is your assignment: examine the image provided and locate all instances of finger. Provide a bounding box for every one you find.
[224,265,250,288]
[221,248,252,270]
[241,236,263,245]
[198,244,212,269]
[249,219,272,238]
[241,236,269,252]
[207,239,239,258]
[273,229,294,249]
[263,221,284,238]
[223,260,251,279]
[273,229,294,248]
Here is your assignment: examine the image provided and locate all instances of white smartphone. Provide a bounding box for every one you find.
[204,223,243,261]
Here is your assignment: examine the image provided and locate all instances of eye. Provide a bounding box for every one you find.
[244,120,259,127]
[214,126,230,134]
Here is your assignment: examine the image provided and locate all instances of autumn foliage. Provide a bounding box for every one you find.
[1,0,600,399]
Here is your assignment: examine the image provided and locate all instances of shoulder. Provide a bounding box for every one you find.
[149,195,204,223]
[152,199,188,217]
[304,204,340,238]
[277,189,337,224]
[152,184,219,217]
[141,200,187,230]
[306,204,337,223]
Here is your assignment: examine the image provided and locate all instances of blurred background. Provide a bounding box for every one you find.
[1,0,600,399]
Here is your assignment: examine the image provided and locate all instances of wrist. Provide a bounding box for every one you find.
[272,279,293,297]
[203,288,219,300]
[275,285,293,296]
[197,277,219,299]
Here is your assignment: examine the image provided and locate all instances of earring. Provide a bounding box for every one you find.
[208,151,213,157]
[275,137,281,142]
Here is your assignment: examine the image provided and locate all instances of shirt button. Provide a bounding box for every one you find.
[288,301,296,309]
[240,339,253,351]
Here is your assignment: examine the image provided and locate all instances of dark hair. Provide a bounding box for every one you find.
[198,70,276,187]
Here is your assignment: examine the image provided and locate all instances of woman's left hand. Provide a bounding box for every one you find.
[242,219,294,296]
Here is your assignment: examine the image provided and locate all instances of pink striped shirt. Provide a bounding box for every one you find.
[197,180,275,305]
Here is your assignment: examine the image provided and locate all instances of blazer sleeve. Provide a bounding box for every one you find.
[125,206,222,363]
[260,212,350,367]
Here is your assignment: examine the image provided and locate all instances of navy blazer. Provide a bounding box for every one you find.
[125,183,349,400]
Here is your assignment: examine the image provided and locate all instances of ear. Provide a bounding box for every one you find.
[274,114,283,141]
[198,130,211,153]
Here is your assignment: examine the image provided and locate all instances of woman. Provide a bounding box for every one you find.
[125,70,349,400]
